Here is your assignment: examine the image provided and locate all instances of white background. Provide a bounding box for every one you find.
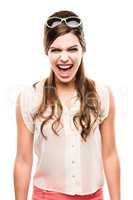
[0,0,132,199]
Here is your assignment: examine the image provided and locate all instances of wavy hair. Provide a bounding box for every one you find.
[33,10,101,142]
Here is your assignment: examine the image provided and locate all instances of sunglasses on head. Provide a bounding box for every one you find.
[46,16,82,28]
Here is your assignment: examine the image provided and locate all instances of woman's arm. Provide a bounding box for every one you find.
[13,94,34,200]
[99,87,121,200]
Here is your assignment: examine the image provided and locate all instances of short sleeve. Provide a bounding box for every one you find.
[19,86,35,133]
[96,81,110,123]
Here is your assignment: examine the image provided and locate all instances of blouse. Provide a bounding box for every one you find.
[19,78,110,195]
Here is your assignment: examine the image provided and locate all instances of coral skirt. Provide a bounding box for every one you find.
[32,185,104,200]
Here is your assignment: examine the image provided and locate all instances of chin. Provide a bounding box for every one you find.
[55,74,75,84]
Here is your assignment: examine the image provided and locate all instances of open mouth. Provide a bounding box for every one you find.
[56,64,73,71]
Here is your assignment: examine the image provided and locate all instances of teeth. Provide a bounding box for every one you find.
[57,64,73,69]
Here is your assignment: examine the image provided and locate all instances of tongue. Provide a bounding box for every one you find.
[60,67,70,70]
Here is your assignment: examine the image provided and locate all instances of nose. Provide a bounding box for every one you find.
[60,51,69,63]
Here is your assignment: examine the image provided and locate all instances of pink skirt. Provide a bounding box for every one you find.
[32,185,104,200]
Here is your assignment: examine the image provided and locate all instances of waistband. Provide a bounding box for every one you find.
[32,185,103,200]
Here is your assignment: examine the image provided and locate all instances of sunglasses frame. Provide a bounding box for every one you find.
[46,16,82,28]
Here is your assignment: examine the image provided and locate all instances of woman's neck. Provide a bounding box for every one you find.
[55,78,76,98]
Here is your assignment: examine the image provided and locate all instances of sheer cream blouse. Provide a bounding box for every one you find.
[19,78,109,195]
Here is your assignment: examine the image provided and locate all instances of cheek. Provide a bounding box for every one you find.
[48,54,58,64]
[73,53,82,65]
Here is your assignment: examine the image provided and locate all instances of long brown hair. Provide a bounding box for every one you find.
[33,10,101,142]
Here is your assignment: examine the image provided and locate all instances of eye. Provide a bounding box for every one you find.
[69,48,78,52]
[51,49,61,53]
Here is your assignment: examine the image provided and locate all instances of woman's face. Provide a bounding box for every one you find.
[47,32,83,84]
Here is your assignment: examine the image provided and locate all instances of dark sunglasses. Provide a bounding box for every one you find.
[46,16,82,28]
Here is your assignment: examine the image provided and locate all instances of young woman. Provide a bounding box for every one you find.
[14,10,120,200]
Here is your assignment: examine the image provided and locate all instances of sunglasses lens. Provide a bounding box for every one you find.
[47,18,61,28]
[66,17,81,27]
[46,17,81,28]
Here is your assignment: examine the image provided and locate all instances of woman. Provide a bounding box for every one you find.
[14,10,120,200]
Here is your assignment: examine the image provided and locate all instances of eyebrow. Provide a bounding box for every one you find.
[49,45,79,50]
